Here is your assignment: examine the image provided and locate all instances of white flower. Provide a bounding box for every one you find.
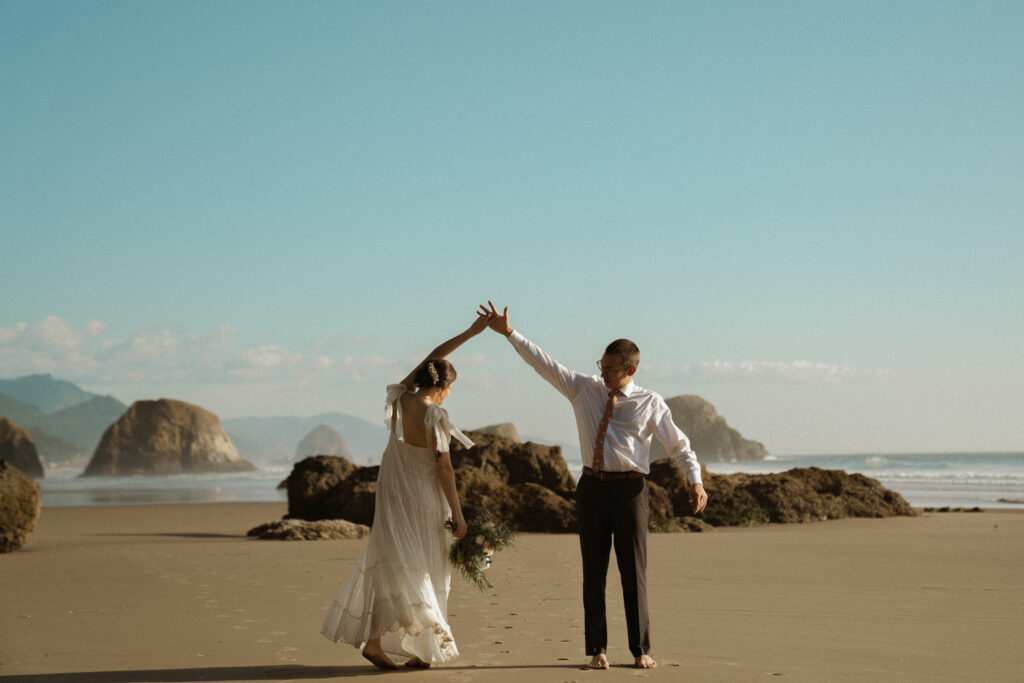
[475,535,485,545]
[484,521,495,529]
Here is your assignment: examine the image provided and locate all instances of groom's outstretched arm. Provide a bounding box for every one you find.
[480,301,586,400]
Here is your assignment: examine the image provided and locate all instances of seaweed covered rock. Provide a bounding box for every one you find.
[285,455,375,524]
[0,460,42,552]
[700,466,916,526]
[279,430,579,533]
[247,518,369,541]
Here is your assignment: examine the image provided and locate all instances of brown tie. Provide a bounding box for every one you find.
[592,390,619,472]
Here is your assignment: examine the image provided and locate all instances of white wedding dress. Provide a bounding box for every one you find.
[320,384,473,664]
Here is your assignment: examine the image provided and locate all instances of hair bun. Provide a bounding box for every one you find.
[414,358,457,390]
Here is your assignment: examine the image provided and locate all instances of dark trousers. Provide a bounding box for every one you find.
[575,474,650,657]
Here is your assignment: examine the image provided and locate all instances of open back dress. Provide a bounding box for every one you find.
[320,384,473,664]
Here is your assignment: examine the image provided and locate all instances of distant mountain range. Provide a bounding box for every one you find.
[0,375,128,463]
[0,374,99,413]
[1,374,752,472]
[0,374,395,469]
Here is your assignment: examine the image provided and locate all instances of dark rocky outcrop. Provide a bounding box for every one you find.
[650,395,768,463]
[247,518,369,540]
[294,424,354,462]
[0,460,42,552]
[275,431,915,537]
[284,455,374,523]
[279,431,577,534]
[83,399,256,476]
[451,431,576,532]
[0,415,45,478]
[650,461,917,527]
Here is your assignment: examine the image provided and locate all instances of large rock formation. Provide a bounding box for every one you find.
[701,466,916,525]
[451,431,576,532]
[274,431,915,536]
[294,424,354,462]
[646,459,916,528]
[280,430,577,533]
[83,399,256,476]
[284,455,372,523]
[650,395,768,463]
[0,460,42,552]
[0,415,45,478]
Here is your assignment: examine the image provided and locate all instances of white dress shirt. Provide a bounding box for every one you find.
[508,330,702,486]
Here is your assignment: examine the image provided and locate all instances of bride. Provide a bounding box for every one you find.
[320,313,489,669]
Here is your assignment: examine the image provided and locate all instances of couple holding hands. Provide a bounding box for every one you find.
[321,302,708,671]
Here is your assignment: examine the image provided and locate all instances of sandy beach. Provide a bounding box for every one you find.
[2,503,1022,682]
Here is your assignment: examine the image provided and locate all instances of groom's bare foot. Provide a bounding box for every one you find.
[584,654,610,670]
[635,654,658,669]
[361,646,398,669]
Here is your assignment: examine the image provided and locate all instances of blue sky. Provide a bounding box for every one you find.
[2,1,1022,455]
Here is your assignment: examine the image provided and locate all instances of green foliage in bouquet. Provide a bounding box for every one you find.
[444,512,516,591]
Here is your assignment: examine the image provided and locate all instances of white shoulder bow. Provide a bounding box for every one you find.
[425,403,474,454]
[384,384,408,441]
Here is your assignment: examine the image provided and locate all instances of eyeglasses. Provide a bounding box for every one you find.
[596,361,629,374]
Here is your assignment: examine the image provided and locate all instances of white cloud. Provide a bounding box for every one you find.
[0,316,106,376]
[647,359,867,383]
[0,316,426,399]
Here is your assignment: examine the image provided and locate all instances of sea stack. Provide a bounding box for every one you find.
[0,415,45,479]
[650,394,768,463]
[294,424,354,462]
[83,399,256,476]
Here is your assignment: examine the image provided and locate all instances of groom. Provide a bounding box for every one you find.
[480,302,707,670]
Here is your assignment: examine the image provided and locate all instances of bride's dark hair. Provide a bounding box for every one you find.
[414,359,456,389]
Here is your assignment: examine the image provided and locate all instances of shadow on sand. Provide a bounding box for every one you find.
[0,663,586,682]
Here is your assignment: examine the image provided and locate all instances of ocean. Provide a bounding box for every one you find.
[37,452,1024,511]
[704,451,1024,510]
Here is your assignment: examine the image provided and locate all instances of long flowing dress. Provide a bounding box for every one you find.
[320,384,474,664]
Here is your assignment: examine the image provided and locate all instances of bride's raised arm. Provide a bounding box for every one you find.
[398,311,491,390]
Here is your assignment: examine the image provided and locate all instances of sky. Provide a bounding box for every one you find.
[2,1,1022,455]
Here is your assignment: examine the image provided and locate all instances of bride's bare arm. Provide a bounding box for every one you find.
[435,451,467,538]
[399,313,491,389]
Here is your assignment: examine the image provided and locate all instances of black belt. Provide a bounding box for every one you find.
[582,466,646,481]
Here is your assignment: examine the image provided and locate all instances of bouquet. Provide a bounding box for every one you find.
[444,512,515,591]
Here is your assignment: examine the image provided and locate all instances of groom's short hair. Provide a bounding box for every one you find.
[605,339,639,369]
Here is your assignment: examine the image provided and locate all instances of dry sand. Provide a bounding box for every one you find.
[2,503,1022,682]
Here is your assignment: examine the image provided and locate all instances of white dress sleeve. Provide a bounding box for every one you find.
[425,403,474,454]
[384,384,408,441]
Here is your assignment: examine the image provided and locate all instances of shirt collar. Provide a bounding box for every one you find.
[616,380,637,398]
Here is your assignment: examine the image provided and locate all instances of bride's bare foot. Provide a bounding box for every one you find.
[584,654,610,670]
[635,654,658,669]
[361,645,398,670]
[404,656,431,669]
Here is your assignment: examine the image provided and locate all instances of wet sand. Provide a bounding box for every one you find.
[2,503,1022,682]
